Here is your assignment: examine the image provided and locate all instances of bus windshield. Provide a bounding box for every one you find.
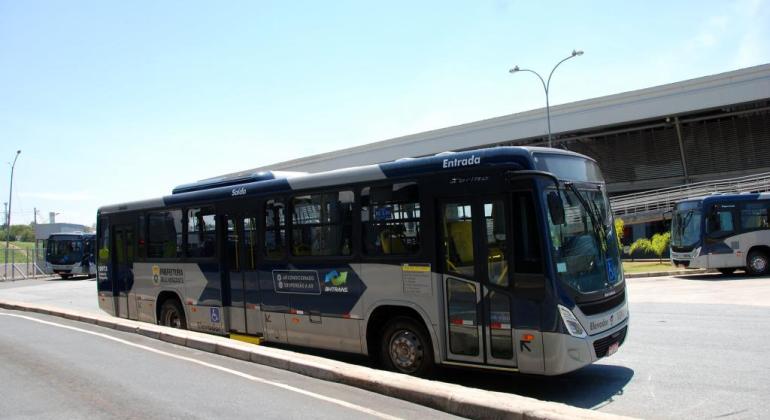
[545,186,622,294]
[47,237,84,264]
[671,206,702,249]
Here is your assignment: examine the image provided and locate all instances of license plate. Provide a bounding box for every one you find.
[607,342,619,356]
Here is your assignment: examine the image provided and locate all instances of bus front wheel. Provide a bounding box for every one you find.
[746,250,769,276]
[159,299,187,329]
[379,317,434,377]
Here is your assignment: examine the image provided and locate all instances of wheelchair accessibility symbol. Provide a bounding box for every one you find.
[210,307,221,323]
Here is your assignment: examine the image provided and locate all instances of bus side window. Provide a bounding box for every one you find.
[291,191,354,256]
[243,216,258,269]
[361,183,421,256]
[186,207,216,258]
[98,218,110,265]
[707,206,735,238]
[740,201,769,231]
[512,192,543,274]
[147,210,183,258]
[137,215,146,259]
[264,199,286,259]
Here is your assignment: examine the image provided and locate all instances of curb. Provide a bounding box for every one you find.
[0,299,634,420]
[624,269,711,278]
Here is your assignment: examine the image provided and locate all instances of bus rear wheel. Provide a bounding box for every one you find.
[379,317,434,377]
[746,250,769,276]
[159,299,187,329]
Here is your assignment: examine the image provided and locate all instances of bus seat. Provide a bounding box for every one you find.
[379,227,406,254]
[448,221,473,264]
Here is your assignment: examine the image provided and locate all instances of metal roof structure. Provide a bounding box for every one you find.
[232,63,770,176]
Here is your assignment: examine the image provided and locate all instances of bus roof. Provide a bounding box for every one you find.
[678,192,770,206]
[48,232,95,239]
[98,146,591,215]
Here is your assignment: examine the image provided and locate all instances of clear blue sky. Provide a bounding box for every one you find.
[1,0,769,227]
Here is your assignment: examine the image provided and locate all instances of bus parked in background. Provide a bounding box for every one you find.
[671,193,770,275]
[46,232,96,279]
[96,147,628,376]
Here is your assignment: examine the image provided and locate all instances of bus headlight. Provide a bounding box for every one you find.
[558,305,587,338]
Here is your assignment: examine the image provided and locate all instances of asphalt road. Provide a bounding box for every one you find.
[0,308,458,420]
[2,273,769,419]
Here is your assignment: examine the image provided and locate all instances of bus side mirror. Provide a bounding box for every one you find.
[547,192,565,225]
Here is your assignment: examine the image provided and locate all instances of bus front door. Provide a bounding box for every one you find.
[440,198,517,368]
[112,224,135,319]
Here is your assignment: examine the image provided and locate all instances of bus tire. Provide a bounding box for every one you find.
[379,317,434,377]
[59,274,71,280]
[746,250,769,276]
[159,299,187,329]
[718,268,736,276]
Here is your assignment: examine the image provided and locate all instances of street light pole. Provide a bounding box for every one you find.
[4,150,21,279]
[509,50,584,148]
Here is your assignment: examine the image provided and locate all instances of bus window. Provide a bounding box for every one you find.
[147,210,183,258]
[137,215,146,259]
[226,218,239,271]
[264,199,286,259]
[443,202,475,278]
[484,200,509,287]
[361,183,421,256]
[187,207,216,258]
[98,219,109,265]
[292,191,353,256]
[707,206,735,238]
[741,202,769,231]
[243,216,258,269]
[513,192,543,274]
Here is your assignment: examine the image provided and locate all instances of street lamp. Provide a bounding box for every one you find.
[509,50,584,148]
[4,150,21,279]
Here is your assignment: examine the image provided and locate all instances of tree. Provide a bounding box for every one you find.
[650,232,671,263]
[1,224,35,242]
[614,218,625,252]
[629,232,671,263]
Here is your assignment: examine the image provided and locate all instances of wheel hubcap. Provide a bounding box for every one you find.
[165,311,181,328]
[751,256,767,273]
[389,331,423,372]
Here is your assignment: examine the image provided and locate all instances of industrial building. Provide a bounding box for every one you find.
[223,64,770,246]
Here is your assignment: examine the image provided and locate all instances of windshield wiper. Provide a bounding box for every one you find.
[565,182,607,253]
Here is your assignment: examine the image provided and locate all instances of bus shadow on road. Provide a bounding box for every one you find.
[273,342,633,409]
[433,363,634,409]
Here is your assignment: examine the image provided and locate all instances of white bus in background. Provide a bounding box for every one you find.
[671,193,770,275]
[45,232,96,279]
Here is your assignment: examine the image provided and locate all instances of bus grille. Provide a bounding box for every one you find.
[593,326,627,358]
[577,290,625,316]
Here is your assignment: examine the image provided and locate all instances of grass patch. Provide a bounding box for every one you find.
[1,242,41,264]
[622,261,683,274]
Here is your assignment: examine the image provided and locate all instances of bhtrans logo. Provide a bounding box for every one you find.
[231,187,247,197]
[442,154,481,169]
[152,265,161,285]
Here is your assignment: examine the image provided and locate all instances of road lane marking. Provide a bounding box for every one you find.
[0,312,403,420]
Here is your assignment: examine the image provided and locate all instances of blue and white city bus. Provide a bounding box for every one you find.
[671,192,770,275]
[96,147,628,376]
[46,232,96,279]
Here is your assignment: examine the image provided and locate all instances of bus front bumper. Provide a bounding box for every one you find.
[542,319,629,376]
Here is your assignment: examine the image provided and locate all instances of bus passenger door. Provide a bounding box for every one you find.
[440,198,518,368]
[441,200,484,364]
[113,224,135,319]
[223,216,246,333]
[223,214,263,336]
